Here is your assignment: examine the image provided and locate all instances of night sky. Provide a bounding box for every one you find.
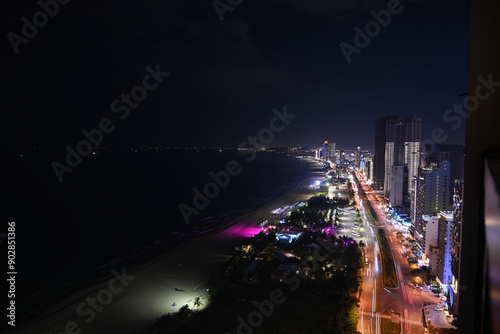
[3,0,469,150]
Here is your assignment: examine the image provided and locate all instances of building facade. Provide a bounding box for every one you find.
[321,141,336,161]
[374,115,399,191]
[425,144,465,205]
[423,214,439,261]
[355,146,361,169]
[383,116,422,204]
[339,149,345,167]
[411,161,450,240]
[437,212,454,287]
[449,179,464,315]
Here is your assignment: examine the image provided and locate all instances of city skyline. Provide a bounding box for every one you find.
[3,0,500,333]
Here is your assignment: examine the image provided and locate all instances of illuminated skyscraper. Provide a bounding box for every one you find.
[383,116,422,205]
[438,212,454,289]
[424,144,465,205]
[363,156,373,183]
[374,115,399,190]
[411,161,450,244]
[449,179,464,315]
[321,141,336,161]
[339,149,345,167]
[355,146,361,169]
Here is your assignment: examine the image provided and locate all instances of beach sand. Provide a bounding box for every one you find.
[10,168,324,334]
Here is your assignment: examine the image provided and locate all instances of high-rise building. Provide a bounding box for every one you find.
[389,165,406,207]
[410,174,419,236]
[449,179,464,315]
[363,156,374,183]
[425,144,465,204]
[374,115,399,191]
[404,116,422,192]
[321,141,328,160]
[355,146,361,169]
[429,245,440,277]
[423,211,453,290]
[339,149,345,167]
[321,141,336,161]
[383,116,422,204]
[438,212,454,287]
[422,214,439,261]
[383,117,405,195]
[330,142,336,161]
[411,161,450,242]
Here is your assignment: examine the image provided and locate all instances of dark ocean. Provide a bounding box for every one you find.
[2,149,313,321]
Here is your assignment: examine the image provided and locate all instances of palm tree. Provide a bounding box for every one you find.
[193,296,203,310]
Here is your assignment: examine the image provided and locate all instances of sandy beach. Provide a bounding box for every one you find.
[10,167,324,334]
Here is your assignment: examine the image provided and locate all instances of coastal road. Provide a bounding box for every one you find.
[354,171,434,334]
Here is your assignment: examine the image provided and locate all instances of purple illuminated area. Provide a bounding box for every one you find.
[216,222,263,239]
[323,227,335,235]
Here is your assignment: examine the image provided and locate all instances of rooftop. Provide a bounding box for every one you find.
[439,211,453,219]
[423,305,456,330]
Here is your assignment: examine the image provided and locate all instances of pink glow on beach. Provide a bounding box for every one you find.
[216,223,263,239]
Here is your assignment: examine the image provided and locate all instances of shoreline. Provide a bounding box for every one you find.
[9,161,324,334]
[128,165,319,275]
[6,160,310,324]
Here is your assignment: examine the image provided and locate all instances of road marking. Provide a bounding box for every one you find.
[360,306,364,334]
[401,282,408,302]
[372,288,375,318]
[404,308,409,331]
[359,312,422,326]
[396,265,403,281]
[407,284,414,305]
[377,312,381,334]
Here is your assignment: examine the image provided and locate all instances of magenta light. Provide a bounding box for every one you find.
[216,223,263,239]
